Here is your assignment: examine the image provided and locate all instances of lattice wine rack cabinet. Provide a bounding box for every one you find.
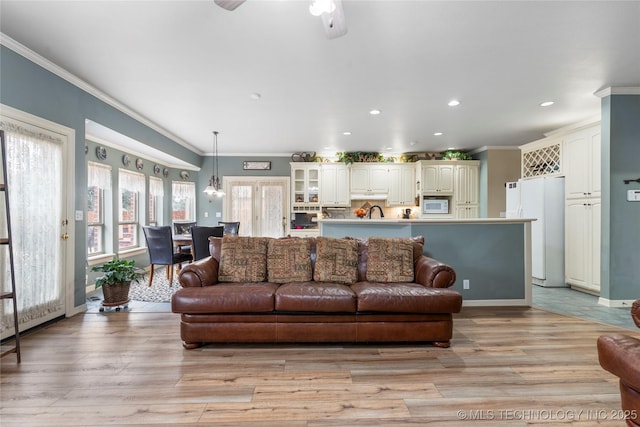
[521,141,561,178]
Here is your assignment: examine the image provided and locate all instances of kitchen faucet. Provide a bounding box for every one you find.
[368,205,384,219]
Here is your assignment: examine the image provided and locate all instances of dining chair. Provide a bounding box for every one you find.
[218,221,240,236]
[172,221,196,254]
[142,226,193,286]
[190,225,224,261]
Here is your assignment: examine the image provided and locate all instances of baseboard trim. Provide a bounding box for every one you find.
[462,299,529,307]
[597,297,636,308]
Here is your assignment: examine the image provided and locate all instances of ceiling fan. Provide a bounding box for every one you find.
[213,0,348,39]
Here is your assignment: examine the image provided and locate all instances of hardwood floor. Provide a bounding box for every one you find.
[1,307,638,426]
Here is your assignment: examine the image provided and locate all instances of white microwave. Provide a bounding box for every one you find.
[423,199,449,214]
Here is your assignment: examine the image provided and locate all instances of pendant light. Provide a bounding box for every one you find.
[203,131,225,198]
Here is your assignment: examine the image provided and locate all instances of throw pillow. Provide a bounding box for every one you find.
[267,238,312,283]
[218,237,270,282]
[313,237,358,284]
[366,237,414,283]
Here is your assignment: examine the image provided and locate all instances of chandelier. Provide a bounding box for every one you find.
[203,131,226,198]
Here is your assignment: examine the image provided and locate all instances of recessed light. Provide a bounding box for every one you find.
[386,147,393,150]
[448,100,460,107]
[369,109,381,115]
[447,147,456,150]
[250,92,262,100]
[434,132,443,136]
[343,131,352,136]
[409,141,417,146]
[540,101,554,107]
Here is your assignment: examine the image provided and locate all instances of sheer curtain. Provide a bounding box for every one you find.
[0,121,65,335]
[172,181,195,221]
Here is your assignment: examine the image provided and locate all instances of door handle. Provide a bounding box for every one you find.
[61,233,69,240]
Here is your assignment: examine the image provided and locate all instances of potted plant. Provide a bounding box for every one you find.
[91,257,144,308]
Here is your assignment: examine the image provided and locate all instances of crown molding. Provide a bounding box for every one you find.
[469,146,520,154]
[0,33,202,156]
[594,86,640,98]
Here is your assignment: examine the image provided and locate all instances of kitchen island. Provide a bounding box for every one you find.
[319,218,534,307]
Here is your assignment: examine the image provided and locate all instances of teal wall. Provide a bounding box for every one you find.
[0,45,291,306]
[600,94,640,301]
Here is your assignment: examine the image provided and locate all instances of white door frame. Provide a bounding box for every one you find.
[0,103,78,321]
[222,176,290,237]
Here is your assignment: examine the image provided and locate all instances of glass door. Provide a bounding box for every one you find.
[224,177,289,237]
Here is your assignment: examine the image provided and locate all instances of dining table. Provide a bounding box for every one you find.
[172,234,193,258]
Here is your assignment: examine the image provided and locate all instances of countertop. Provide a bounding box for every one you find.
[318,217,536,224]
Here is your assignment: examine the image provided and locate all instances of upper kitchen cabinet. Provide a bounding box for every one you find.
[563,124,601,200]
[454,162,480,218]
[350,164,389,195]
[290,163,320,208]
[387,163,416,206]
[419,161,454,194]
[320,163,350,206]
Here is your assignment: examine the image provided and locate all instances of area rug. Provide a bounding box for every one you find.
[128,269,182,303]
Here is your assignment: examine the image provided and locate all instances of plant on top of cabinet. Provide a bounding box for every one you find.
[441,150,472,160]
[336,152,385,164]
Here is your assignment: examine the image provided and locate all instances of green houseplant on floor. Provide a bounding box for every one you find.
[92,257,144,307]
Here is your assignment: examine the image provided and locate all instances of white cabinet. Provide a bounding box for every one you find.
[564,124,601,199]
[454,205,479,218]
[453,163,479,218]
[387,164,416,206]
[350,164,389,194]
[562,123,601,293]
[290,163,320,208]
[565,198,601,293]
[421,163,454,194]
[320,163,350,206]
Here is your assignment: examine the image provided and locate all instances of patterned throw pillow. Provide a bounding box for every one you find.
[366,237,414,283]
[313,237,358,284]
[218,237,269,282]
[267,238,312,283]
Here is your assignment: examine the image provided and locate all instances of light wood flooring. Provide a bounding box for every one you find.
[1,306,638,426]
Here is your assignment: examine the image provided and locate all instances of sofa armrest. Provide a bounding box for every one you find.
[415,256,456,288]
[178,256,219,288]
[598,335,640,394]
[632,298,640,329]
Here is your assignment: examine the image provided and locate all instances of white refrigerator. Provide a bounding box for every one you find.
[506,177,566,287]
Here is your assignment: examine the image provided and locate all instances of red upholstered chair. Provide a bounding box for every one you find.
[597,299,640,426]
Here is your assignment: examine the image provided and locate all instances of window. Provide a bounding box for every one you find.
[172,181,195,222]
[118,169,145,251]
[148,176,164,226]
[87,162,112,255]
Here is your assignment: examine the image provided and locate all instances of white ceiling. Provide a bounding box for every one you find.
[1,1,639,158]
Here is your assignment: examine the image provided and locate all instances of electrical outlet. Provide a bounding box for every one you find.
[463,279,470,290]
[216,212,222,218]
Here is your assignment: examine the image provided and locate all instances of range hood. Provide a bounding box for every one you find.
[350,193,388,200]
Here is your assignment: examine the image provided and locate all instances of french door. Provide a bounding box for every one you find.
[223,177,289,237]
[1,106,73,339]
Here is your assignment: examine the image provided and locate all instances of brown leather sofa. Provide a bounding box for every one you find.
[172,235,462,349]
[597,298,640,426]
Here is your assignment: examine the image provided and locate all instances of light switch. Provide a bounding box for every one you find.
[204,211,209,218]
[75,210,83,221]
[628,189,640,202]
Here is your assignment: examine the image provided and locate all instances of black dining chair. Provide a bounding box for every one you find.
[173,221,196,254]
[190,225,224,261]
[218,221,240,236]
[142,226,193,286]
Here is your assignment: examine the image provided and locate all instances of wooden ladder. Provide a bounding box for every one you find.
[0,130,21,363]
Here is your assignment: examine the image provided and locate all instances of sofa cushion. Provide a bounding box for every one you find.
[313,237,358,284]
[275,282,357,312]
[171,282,279,313]
[366,237,414,283]
[267,238,312,283]
[218,236,270,282]
[351,282,463,313]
